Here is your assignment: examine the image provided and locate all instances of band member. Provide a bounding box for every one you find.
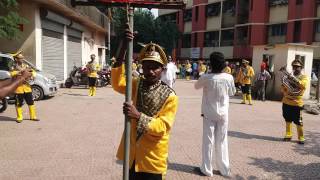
[86,54,100,96]
[0,70,32,99]
[10,53,38,123]
[112,27,178,179]
[198,60,207,77]
[236,59,255,105]
[281,59,308,144]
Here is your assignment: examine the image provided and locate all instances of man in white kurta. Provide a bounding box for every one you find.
[161,56,177,88]
[194,52,236,177]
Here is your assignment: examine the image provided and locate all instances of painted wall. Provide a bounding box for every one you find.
[203,46,233,59]
[206,16,221,31]
[0,1,37,65]
[184,21,192,33]
[180,48,191,58]
[82,31,105,66]
[269,6,288,23]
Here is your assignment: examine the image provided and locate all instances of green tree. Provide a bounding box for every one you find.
[110,8,180,56]
[0,0,28,40]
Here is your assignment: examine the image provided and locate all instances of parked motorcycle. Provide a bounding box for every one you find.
[65,66,89,88]
[0,97,8,113]
[97,68,111,87]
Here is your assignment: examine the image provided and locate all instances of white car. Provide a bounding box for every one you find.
[0,53,58,100]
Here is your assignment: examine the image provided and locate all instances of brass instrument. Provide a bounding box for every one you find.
[86,62,96,73]
[279,66,302,96]
[13,63,34,85]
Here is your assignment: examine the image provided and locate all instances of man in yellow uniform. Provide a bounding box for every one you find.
[10,53,38,123]
[223,61,232,74]
[185,60,192,80]
[198,60,207,77]
[281,59,308,144]
[236,59,255,105]
[112,29,178,179]
[86,54,100,96]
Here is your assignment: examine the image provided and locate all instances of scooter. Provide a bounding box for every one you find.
[65,66,89,88]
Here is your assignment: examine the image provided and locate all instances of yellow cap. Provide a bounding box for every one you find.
[139,43,167,65]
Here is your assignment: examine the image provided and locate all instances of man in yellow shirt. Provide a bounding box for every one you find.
[198,60,207,77]
[10,53,38,123]
[223,61,232,74]
[86,54,100,96]
[236,59,255,105]
[112,29,178,179]
[281,59,308,144]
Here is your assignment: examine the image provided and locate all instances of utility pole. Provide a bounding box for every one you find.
[316,64,320,103]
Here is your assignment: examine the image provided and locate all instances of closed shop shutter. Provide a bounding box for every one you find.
[42,29,64,81]
[67,28,82,74]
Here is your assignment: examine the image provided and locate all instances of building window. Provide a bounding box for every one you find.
[206,3,221,17]
[236,27,249,45]
[296,0,303,5]
[195,6,199,21]
[182,34,191,48]
[269,0,288,6]
[184,9,192,22]
[315,20,320,33]
[160,13,177,23]
[222,0,236,16]
[221,29,234,46]
[204,31,219,47]
[270,24,287,36]
[193,33,198,47]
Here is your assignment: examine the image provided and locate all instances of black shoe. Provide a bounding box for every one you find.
[193,167,206,176]
[297,140,305,145]
[283,137,292,141]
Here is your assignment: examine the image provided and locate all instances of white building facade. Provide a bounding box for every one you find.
[0,0,109,81]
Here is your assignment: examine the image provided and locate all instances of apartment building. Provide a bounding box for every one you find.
[0,0,109,81]
[158,0,320,62]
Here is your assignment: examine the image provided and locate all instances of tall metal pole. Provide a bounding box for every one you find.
[316,64,320,103]
[107,8,111,65]
[123,5,134,180]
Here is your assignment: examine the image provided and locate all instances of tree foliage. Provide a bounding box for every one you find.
[110,8,180,57]
[0,0,28,40]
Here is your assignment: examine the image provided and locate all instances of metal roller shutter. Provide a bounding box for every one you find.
[42,29,64,81]
[67,38,82,74]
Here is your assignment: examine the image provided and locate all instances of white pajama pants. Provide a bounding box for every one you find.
[200,116,230,176]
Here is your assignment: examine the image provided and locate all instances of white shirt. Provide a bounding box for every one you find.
[161,62,177,83]
[195,73,236,119]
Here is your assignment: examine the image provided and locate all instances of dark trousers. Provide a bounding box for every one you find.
[282,103,303,126]
[256,80,266,101]
[129,162,162,180]
[88,77,97,87]
[15,93,34,107]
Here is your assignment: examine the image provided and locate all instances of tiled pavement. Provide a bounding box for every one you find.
[0,80,319,180]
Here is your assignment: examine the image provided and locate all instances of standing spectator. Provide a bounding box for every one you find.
[192,60,199,79]
[185,60,192,80]
[194,52,235,177]
[86,54,100,96]
[161,56,177,88]
[223,61,232,74]
[255,66,271,101]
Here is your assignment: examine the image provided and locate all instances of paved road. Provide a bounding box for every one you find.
[0,80,319,180]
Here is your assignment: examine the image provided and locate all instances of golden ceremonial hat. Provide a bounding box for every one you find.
[291,59,303,67]
[139,43,167,65]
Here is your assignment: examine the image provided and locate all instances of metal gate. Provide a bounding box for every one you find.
[42,29,64,81]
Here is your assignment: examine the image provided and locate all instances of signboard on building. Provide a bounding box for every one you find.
[191,47,200,59]
[71,0,186,9]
